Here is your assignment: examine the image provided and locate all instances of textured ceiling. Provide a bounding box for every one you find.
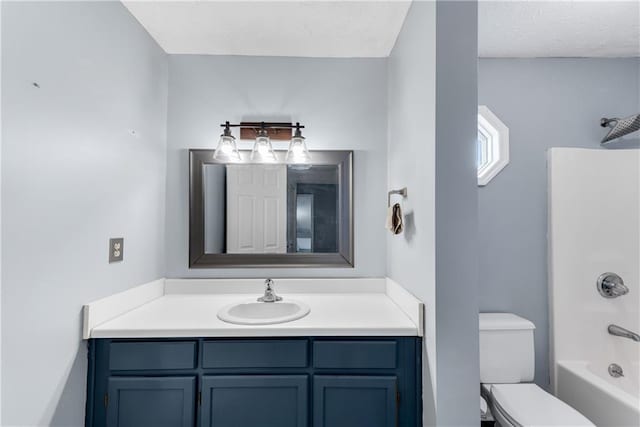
[122,1,640,58]
[122,1,412,57]
[479,1,640,58]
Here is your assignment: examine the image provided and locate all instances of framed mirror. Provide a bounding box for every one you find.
[189,150,353,268]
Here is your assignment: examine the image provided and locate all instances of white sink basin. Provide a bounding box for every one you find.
[217,300,310,325]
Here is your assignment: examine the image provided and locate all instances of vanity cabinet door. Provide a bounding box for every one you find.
[200,375,308,427]
[106,376,196,427]
[313,376,398,427]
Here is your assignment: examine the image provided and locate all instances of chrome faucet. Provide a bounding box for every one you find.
[258,278,282,303]
[597,273,629,298]
[608,324,640,342]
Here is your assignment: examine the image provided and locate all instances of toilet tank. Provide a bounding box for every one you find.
[479,313,535,383]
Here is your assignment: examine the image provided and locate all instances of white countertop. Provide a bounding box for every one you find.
[84,278,423,339]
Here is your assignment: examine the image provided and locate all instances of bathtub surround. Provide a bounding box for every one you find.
[549,148,639,426]
[165,55,388,278]
[478,58,640,389]
[1,2,168,426]
[387,1,480,426]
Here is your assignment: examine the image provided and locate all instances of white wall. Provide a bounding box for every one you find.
[1,2,168,426]
[386,2,438,424]
[165,55,388,278]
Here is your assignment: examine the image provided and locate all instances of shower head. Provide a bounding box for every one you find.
[600,113,640,144]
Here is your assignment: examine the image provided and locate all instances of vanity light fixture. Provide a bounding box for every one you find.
[250,122,277,162]
[286,122,311,163]
[213,121,241,162]
[215,121,311,163]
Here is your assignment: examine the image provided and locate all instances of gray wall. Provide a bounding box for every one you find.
[165,55,388,278]
[434,2,479,426]
[478,58,640,389]
[1,2,168,426]
[386,2,437,424]
[0,3,3,421]
[387,2,480,425]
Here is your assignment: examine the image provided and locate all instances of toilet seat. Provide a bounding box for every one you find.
[481,384,595,427]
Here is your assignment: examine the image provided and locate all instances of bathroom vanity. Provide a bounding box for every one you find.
[83,278,424,427]
[86,337,420,427]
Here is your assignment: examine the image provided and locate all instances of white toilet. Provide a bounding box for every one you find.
[479,313,594,427]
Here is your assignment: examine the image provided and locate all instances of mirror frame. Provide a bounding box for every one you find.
[189,149,354,268]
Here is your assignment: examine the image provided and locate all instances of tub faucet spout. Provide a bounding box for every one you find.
[608,324,640,342]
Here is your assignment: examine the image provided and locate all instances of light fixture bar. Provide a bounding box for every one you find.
[222,121,304,141]
[220,122,305,129]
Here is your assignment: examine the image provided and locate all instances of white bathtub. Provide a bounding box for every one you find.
[557,361,640,427]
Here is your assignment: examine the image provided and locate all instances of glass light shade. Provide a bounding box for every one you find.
[250,133,276,162]
[286,135,311,163]
[213,133,240,162]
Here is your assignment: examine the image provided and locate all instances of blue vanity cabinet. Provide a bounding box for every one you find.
[201,375,308,427]
[86,337,421,427]
[313,376,398,427]
[106,376,196,427]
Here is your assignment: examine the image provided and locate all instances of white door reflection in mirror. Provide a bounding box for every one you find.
[226,165,287,254]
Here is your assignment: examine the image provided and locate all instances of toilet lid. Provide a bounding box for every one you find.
[488,384,595,427]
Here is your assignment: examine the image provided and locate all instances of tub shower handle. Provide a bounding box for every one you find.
[608,324,640,342]
[597,273,629,298]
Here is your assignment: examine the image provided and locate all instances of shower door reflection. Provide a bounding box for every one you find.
[295,194,314,252]
[286,165,339,254]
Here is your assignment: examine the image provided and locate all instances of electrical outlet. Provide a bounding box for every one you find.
[109,238,124,263]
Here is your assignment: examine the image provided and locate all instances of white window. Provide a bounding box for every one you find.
[477,105,509,186]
